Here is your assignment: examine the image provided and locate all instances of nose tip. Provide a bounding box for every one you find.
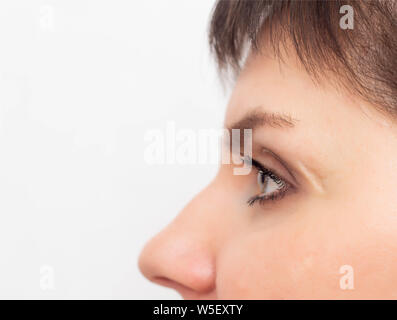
[138,230,216,298]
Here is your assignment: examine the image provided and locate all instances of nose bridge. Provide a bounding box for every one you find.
[138,180,221,296]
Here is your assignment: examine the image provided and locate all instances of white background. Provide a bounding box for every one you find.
[0,0,228,299]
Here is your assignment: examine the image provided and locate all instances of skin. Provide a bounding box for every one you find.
[138,43,397,299]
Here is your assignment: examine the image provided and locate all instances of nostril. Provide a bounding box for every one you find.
[153,276,192,292]
[152,276,209,300]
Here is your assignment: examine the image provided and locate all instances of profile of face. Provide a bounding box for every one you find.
[139,6,397,299]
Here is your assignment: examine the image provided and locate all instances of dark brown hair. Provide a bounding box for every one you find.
[209,0,397,117]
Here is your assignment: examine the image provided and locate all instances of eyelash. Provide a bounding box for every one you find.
[247,158,291,206]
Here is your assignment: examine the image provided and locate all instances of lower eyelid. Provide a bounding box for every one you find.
[247,188,288,206]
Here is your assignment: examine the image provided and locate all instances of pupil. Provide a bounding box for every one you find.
[258,171,266,193]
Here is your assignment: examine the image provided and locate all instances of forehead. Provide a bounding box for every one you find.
[226,50,339,125]
[225,49,389,131]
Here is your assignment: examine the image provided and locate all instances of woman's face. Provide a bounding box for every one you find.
[139,49,397,299]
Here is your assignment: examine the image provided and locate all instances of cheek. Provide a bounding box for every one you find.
[215,209,397,299]
[215,230,334,299]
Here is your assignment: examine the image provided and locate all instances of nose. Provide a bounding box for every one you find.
[138,186,218,299]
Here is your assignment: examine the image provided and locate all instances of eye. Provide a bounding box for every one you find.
[247,159,291,206]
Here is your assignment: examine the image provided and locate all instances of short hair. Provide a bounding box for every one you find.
[209,0,397,117]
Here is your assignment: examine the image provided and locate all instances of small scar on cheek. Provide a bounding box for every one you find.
[296,161,325,194]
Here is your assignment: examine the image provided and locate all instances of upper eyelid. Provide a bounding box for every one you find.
[239,146,298,188]
[253,162,290,190]
[259,148,299,186]
[251,159,272,175]
[249,156,296,189]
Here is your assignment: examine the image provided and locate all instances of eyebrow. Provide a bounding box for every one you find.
[226,109,298,131]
